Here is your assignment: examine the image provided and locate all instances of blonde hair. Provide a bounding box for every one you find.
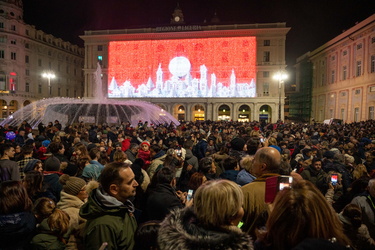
[265,180,351,249]
[194,179,243,228]
[352,164,370,180]
[240,155,254,172]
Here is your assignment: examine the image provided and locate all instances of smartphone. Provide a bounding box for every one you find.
[187,189,193,201]
[331,174,338,186]
[265,175,293,203]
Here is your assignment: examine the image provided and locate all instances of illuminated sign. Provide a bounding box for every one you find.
[108,36,256,98]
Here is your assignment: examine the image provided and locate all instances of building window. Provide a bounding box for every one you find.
[98,45,103,51]
[341,109,345,120]
[263,83,269,96]
[0,22,4,29]
[263,40,270,46]
[25,55,29,63]
[10,40,16,45]
[371,55,375,73]
[25,82,29,92]
[66,89,69,97]
[0,50,4,59]
[355,89,361,95]
[342,66,347,80]
[263,71,269,78]
[369,106,375,120]
[25,43,29,49]
[357,43,362,50]
[343,50,347,56]
[38,59,42,67]
[321,74,325,86]
[10,25,16,31]
[25,69,29,76]
[331,56,335,61]
[341,91,346,97]
[263,51,270,62]
[331,70,335,83]
[372,37,375,44]
[354,107,359,122]
[38,84,42,94]
[25,29,29,35]
[356,61,362,77]
[58,87,61,96]
[48,51,51,56]
[11,52,16,60]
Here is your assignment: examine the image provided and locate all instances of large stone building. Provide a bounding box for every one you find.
[0,0,84,119]
[81,20,290,123]
[293,14,375,123]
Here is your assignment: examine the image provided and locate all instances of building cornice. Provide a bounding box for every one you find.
[80,23,290,43]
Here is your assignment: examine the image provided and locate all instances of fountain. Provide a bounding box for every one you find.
[0,64,180,128]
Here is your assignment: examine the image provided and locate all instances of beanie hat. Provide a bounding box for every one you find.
[141,141,150,147]
[230,137,246,151]
[42,140,51,147]
[44,156,61,171]
[23,159,39,173]
[59,174,86,196]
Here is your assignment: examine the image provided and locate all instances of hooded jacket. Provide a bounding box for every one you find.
[0,211,36,249]
[79,187,137,250]
[31,218,67,250]
[158,207,253,250]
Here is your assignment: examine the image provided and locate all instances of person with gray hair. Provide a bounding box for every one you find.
[241,147,281,239]
[351,178,375,239]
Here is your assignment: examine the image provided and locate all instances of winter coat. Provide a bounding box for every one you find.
[43,172,63,202]
[57,191,86,233]
[300,166,329,193]
[338,212,375,250]
[236,169,256,186]
[184,149,199,170]
[31,218,67,250]
[158,207,253,250]
[0,211,36,249]
[220,170,240,182]
[351,194,375,239]
[146,183,184,221]
[148,154,166,180]
[79,188,137,250]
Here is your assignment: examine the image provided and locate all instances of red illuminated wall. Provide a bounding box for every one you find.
[108,36,256,96]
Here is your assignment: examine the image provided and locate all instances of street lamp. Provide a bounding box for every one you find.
[273,71,288,122]
[42,72,55,97]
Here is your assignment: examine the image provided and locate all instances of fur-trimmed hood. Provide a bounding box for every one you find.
[158,207,253,250]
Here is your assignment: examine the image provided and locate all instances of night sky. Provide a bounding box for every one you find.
[22,0,375,72]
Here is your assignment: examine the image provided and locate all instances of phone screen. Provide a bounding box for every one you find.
[187,189,193,201]
[331,174,338,185]
[265,175,293,203]
[175,149,182,157]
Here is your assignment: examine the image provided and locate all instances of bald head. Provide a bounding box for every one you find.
[252,147,281,177]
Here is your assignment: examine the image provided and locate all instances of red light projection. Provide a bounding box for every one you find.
[108,36,256,98]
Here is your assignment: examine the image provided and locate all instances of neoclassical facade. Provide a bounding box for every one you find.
[306,14,375,123]
[0,0,84,119]
[81,22,290,123]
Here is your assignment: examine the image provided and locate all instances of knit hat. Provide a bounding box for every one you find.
[23,159,40,173]
[141,141,150,147]
[44,156,61,171]
[59,174,86,196]
[42,140,51,147]
[230,137,246,151]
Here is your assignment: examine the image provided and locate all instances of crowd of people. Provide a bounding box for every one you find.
[1,118,375,249]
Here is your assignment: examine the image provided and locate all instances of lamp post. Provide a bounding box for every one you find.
[273,71,288,122]
[42,72,55,97]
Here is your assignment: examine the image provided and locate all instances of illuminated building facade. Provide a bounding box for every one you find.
[295,14,375,123]
[0,0,84,119]
[82,22,290,122]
